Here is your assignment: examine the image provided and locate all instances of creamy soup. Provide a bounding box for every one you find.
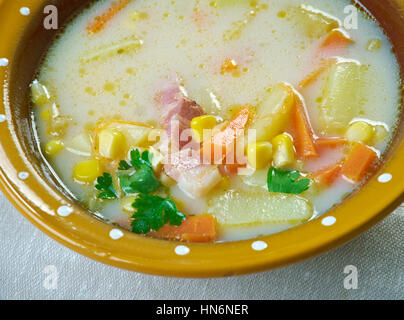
[31,0,402,242]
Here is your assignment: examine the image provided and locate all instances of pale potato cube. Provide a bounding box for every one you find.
[289,5,340,39]
[345,121,374,143]
[98,128,125,159]
[66,133,92,156]
[250,83,295,142]
[207,188,313,226]
[320,61,365,134]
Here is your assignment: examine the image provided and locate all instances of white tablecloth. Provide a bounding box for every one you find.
[0,192,402,300]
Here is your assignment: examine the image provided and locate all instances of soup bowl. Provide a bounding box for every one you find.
[0,0,403,277]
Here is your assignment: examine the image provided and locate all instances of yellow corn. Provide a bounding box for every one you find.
[247,142,273,169]
[73,159,102,183]
[272,133,295,168]
[345,121,374,143]
[31,80,50,106]
[98,128,125,159]
[121,195,138,213]
[191,115,217,143]
[44,139,64,156]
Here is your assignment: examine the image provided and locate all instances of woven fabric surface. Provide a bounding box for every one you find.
[0,193,402,300]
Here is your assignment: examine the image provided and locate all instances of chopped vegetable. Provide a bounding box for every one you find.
[250,83,295,142]
[247,142,273,169]
[290,94,318,159]
[315,137,347,150]
[31,80,51,106]
[207,188,313,226]
[73,159,102,183]
[341,143,378,182]
[345,121,374,144]
[203,105,253,163]
[120,195,138,213]
[98,128,125,159]
[299,59,335,88]
[366,39,382,52]
[320,61,365,134]
[289,5,340,39]
[313,163,342,185]
[44,139,64,156]
[66,133,92,156]
[131,193,186,234]
[95,173,118,199]
[87,0,131,34]
[271,133,296,168]
[267,167,310,195]
[150,215,217,242]
[191,115,217,143]
[318,28,353,52]
[118,149,161,194]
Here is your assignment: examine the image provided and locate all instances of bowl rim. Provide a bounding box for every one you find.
[0,0,403,278]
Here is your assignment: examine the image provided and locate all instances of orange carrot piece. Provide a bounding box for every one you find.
[290,95,318,159]
[315,137,348,150]
[202,105,254,164]
[319,28,353,51]
[150,215,217,243]
[341,143,378,182]
[313,162,343,185]
[299,59,336,88]
[87,0,130,35]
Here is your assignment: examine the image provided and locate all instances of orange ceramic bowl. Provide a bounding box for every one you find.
[0,0,403,278]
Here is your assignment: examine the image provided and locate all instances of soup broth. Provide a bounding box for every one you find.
[32,0,401,242]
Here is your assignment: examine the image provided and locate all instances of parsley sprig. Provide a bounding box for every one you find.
[267,168,310,195]
[131,193,186,234]
[95,149,185,234]
[118,149,161,194]
[95,173,118,199]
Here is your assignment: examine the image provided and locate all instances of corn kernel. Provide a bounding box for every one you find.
[272,133,295,168]
[31,80,50,106]
[44,139,64,156]
[191,115,217,143]
[120,195,138,213]
[345,121,374,143]
[247,142,273,169]
[73,159,102,183]
[98,128,125,159]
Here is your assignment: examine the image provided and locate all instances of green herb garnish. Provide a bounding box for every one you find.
[267,167,310,195]
[118,149,161,194]
[95,173,118,199]
[131,193,186,234]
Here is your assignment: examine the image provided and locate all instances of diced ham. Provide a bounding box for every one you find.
[155,77,222,198]
[155,76,205,149]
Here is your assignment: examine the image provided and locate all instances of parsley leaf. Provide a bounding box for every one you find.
[95,173,118,199]
[267,167,310,195]
[131,193,186,234]
[118,149,161,195]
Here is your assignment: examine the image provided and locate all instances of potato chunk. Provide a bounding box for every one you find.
[319,61,365,135]
[207,188,313,226]
[250,83,295,142]
[289,5,340,39]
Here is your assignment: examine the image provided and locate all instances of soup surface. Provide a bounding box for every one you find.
[32,0,402,242]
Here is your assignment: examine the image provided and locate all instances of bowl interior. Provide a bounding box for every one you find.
[0,0,403,277]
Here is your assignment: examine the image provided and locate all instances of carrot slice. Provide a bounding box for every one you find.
[313,162,343,185]
[150,215,217,243]
[315,137,347,151]
[341,143,378,182]
[299,59,336,88]
[202,105,254,164]
[87,0,130,35]
[290,94,318,159]
[319,28,353,51]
